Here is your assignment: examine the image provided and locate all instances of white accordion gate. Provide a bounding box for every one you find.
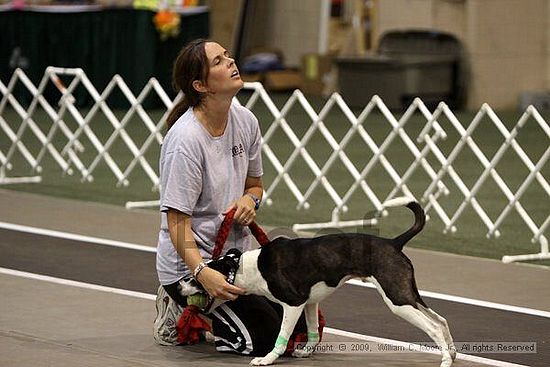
[1,68,548,263]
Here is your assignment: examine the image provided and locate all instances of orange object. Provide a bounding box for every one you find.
[153,10,181,41]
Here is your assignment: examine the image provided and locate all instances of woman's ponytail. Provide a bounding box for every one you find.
[165,39,209,132]
[165,97,190,131]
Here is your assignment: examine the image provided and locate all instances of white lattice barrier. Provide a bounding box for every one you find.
[420,103,550,263]
[240,85,450,230]
[0,68,71,184]
[0,67,167,193]
[1,68,548,263]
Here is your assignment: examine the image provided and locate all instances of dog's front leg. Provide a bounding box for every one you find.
[250,304,305,366]
[292,303,320,358]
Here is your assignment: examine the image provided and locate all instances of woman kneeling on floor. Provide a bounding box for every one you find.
[153,39,306,356]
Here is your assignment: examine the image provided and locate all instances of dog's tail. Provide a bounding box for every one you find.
[382,196,425,251]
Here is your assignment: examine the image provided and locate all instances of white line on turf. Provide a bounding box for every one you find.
[0,267,527,367]
[0,267,156,300]
[0,221,156,253]
[2,222,550,319]
[345,279,550,319]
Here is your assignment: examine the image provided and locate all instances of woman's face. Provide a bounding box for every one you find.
[202,42,243,95]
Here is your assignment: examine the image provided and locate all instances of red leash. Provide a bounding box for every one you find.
[178,208,270,345]
[212,207,270,259]
[178,208,325,350]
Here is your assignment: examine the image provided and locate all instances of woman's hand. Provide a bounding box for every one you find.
[224,194,256,226]
[196,267,246,300]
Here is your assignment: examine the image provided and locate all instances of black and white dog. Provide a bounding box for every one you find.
[210,197,456,366]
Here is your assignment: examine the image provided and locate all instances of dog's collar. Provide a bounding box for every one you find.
[192,249,242,313]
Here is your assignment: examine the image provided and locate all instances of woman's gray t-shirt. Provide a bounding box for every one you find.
[156,102,263,285]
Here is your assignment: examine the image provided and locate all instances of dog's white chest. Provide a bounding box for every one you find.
[234,249,270,295]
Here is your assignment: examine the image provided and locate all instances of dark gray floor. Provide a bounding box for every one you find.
[1,228,547,366]
[2,188,549,367]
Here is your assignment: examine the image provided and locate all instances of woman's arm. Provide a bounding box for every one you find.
[244,175,263,201]
[229,176,263,225]
[167,209,245,300]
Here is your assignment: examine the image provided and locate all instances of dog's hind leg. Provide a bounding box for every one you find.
[369,277,454,367]
[250,303,305,366]
[418,304,456,361]
[292,303,320,358]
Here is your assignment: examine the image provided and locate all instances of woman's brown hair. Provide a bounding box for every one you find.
[165,38,210,131]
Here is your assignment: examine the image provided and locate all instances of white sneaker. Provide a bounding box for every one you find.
[153,285,183,346]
